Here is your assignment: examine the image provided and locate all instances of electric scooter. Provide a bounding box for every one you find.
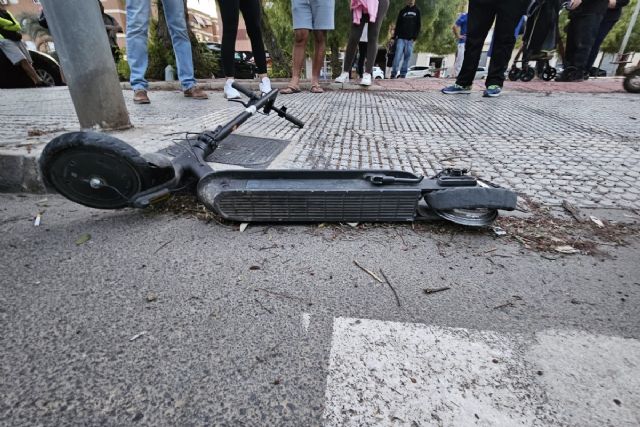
[39,83,517,227]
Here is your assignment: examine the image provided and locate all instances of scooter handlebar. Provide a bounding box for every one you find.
[231,81,261,99]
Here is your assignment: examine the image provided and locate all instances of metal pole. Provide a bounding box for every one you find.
[619,0,640,56]
[40,0,131,130]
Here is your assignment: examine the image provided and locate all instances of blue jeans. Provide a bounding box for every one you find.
[126,0,196,91]
[391,38,413,77]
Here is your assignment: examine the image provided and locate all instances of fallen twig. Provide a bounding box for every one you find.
[353,260,384,283]
[562,200,585,222]
[493,302,514,310]
[380,269,401,307]
[254,298,274,314]
[423,287,450,295]
[129,331,147,341]
[153,239,173,254]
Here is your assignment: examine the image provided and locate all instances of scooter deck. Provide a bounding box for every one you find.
[197,170,427,222]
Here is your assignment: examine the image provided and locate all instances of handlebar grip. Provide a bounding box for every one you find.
[231,81,257,98]
[281,112,304,128]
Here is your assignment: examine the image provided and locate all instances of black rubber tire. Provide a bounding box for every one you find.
[40,131,154,209]
[520,67,535,82]
[508,67,521,81]
[424,187,517,211]
[623,68,640,94]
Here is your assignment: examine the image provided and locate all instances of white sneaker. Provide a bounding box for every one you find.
[360,73,372,86]
[335,72,349,84]
[259,77,272,94]
[224,79,241,99]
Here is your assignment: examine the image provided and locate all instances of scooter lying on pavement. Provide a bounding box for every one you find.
[39,83,517,227]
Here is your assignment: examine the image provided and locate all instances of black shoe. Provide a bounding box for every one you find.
[555,66,583,82]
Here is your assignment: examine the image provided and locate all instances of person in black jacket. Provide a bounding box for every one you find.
[390,0,421,78]
[557,0,609,81]
[586,0,630,75]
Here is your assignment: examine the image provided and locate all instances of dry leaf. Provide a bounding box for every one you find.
[554,245,580,254]
[75,233,91,245]
[589,216,604,228]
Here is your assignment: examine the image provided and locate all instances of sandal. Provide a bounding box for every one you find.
[280,86,301,94]
[310,85,324,93]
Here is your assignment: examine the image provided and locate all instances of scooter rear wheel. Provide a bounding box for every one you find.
[40,132,150,209]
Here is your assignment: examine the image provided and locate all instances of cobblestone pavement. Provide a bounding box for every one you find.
[2,85,639,210]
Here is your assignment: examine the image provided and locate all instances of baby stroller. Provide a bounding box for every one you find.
[508,0,565,82]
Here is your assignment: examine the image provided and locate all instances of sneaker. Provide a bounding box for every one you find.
[360,73,372,86]
[335,71,349,84]
[133,89,150,104]
[223,79,241,99]
[441,83,471,94]
[184,85,208,99]
[259,76,272,94]
[483,85,502,97]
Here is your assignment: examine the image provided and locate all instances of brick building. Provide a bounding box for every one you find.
[2,0,251,51]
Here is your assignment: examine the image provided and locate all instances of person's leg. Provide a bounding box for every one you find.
[125,0,151,90]
[286,0,313,91]
[161,0,196,91]
[357,41,367,76]
[454,43,465,76]
[311,30,326,86]
[485,0,527,87]
[239,0,268,76]
[399,40,413,77]
[570,12,604,73]
[289,29,309,88]
[363,0,389,75]
[18,59,41,85]
[343,23,365,74]
[456,0,497,87]
[586,18,616,71]
[219,0,240,77]
[391,38,406,77]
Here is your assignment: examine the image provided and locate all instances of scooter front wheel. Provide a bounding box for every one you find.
[424,185,517,227]
[40,132,151,209]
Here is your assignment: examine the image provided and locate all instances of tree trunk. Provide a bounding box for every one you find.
[261,3,292,77]
[156,1,172,50]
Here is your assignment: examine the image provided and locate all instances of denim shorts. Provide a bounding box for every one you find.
[292,0,335,30]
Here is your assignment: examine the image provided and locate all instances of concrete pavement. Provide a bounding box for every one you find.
[1,193,639,425]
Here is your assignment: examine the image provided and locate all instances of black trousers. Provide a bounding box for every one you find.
[586,18,617,70]
[219,0,267,76]
[456,0,528,87]
[565,0,608,72]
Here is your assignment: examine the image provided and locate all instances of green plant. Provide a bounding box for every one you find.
[116,51,130,81]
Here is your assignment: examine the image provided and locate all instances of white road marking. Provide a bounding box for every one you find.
[301,312,311,333]
[323,318,640,427]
